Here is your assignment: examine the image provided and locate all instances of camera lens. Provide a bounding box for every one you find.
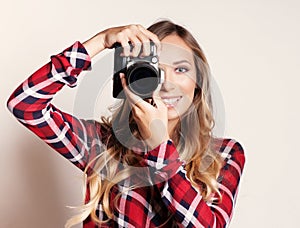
[127,62,159,98]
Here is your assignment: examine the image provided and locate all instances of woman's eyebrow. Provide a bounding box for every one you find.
[172,60,192,65]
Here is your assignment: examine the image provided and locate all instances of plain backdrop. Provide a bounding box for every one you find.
[1,0,300,227]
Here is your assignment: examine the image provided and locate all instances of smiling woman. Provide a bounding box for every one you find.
[158,34,197,123]
[7,19,245,227]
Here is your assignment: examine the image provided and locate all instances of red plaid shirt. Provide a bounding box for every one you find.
[7,42,245,228]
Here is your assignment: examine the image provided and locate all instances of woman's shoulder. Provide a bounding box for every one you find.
[211,137,245,165]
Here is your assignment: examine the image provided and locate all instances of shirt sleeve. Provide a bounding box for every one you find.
[142,138,246,228]
[7,41,103,171]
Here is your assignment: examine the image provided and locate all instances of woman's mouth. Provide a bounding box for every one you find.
[161,96,182,108]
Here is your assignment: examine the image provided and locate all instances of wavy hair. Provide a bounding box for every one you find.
[65,19,223,228]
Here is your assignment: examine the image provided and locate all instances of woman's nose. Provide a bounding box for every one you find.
[160,79,175,92]
[160,68,176,92]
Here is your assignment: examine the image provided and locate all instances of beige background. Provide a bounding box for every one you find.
[1,0,300,227]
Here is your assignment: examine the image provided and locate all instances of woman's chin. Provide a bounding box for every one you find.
[167,109,181,121]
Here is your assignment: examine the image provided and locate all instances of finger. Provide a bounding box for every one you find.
[119,37,131,56]
[141,40,151,57]
[122,25,143,57]
[129,38,142,57]
[138,26,161,55]
[152,85,166,110]
[135,32,151,56]
[152,94,166,111]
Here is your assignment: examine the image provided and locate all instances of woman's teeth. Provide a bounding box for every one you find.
[162,97,181,107]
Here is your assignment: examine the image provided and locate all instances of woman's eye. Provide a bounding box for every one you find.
[175,67,189,73]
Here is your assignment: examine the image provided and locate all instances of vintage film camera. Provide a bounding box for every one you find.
[112,42,164,99]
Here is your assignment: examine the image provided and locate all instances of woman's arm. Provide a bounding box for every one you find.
[7,24,161,171]
[143,138,245,228]
[83,24,160,58]
[7,42,96,170]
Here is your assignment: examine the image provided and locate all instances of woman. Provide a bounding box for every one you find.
[7,20,245,227]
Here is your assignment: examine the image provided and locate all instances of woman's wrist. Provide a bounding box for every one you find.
[82,32,106,59]
[146,136,171,151]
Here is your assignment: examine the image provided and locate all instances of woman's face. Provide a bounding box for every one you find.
[158,34,197,122]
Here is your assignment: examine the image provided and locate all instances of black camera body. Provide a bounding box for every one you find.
[113,42,164,99]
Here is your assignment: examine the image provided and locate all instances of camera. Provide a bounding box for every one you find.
[112,42,164,99]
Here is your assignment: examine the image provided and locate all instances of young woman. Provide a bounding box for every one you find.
[7,20,245,227]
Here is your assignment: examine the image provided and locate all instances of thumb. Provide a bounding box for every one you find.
[152,90,166,111]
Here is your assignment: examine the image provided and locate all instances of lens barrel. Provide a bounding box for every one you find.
[127,62,159,98]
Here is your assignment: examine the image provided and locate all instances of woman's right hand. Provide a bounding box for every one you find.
[120,73,169,150]
[83,24,161,58]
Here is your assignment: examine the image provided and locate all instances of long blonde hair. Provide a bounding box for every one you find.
[66,20,223,227]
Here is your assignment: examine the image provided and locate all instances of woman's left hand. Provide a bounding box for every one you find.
[120,73,170,150]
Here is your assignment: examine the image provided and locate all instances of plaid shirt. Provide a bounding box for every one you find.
[7,42,245,228]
